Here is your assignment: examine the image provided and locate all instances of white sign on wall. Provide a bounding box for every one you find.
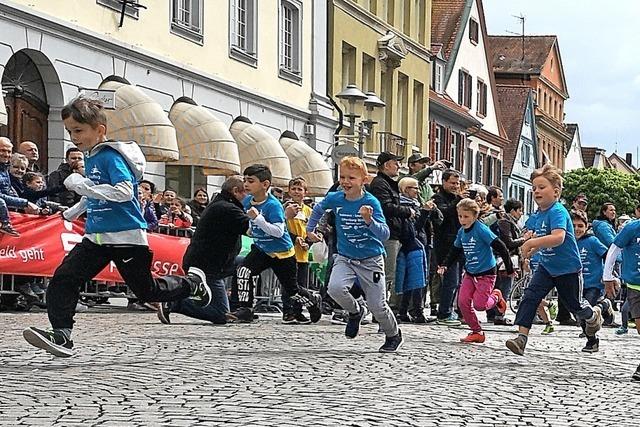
[78,89,116,110]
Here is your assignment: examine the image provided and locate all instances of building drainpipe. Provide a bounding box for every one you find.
[326,1,343,183]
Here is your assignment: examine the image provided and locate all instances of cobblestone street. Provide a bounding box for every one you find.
[0,308,638,426]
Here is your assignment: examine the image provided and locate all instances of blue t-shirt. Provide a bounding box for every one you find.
[85,146,146,234]
[534,201,582,276]
[525,210,541,269]
[612,219,640,285]
[243,194,293,255]
[577,235,608,289]
[454,221,497,274]
[317,191,388,259]
[592,219,617,247]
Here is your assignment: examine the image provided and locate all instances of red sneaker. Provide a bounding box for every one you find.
[460,331,486,343]
[492,289,507,315]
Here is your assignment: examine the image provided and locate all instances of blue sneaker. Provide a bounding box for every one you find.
[436,314,461,326]
[615,326,628,335]
[345,305,365,339]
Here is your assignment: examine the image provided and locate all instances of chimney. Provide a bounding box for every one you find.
[626,153,633,167]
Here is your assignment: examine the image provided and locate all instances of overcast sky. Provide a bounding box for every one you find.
[483,0,640,167]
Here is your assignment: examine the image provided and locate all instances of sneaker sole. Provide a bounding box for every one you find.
[23,328,74,358]
[331,319,347,325]
[505,340,525,356]
[281,319,298,325]
[582,347,599,353]
[157,306,171,325]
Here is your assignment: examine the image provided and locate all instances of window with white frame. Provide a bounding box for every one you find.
[521,142,531,166]
[433,62,444,93]
[171,0,203,43]
[279,0,302,84]
[230,0,257,66]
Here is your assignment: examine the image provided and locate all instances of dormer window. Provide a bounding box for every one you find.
[433,62,444,93]
[469,18,479,44]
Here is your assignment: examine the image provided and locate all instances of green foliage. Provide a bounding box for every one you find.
[563,168,640,220]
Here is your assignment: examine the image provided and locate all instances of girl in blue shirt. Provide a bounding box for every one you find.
[506,165,612,356]
[438,199,513,344]
[307,156,402,353]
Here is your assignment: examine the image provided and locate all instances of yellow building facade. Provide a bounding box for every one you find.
[329,0,432,158]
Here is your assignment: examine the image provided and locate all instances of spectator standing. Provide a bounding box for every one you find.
[154,188,176,219]
[187,188,209,227]
[18,141,39,172]
[0,137,39,231]
[138,187,158,232]
[592,202,617,247]
[406,154,446,203]
[159,197,193,229]
[369,151,412,312]
[47,147,84,207]
[572,194,588,212]
[158,176,251,325]
[432,169,464,325]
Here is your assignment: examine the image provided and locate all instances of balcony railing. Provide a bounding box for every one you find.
[377,131,406,156]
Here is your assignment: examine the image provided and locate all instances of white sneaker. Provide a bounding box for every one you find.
[75,302,88,313]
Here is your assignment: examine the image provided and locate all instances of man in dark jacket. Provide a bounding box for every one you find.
[157,175,251,325]
[47,148,84,207]
[369,151,413,311]
[432,169,464,325]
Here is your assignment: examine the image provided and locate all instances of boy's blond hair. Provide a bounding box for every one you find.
[456,198,480,216]
[340,156,368,178]
[10,153,28,168]
[398,176,419,193]
[288,176,308,190]
[530,164,563,189]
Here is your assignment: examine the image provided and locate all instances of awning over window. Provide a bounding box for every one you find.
[230,116,292,186]
[169,99,240,176]
[0,95,7,126]
[279,131,333,196]
[98,79,179,162]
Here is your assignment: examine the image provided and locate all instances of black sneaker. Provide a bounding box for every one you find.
[506,335,527,356]
[582,336,599,353]
[379,329,403,353]
[291,292,322,323]
[23,327,74,358]
[187,267,212,307]
[294,312,311,325]
[282,313,297,324]
[345,305,365,339]
[331,312,348,325]
[396,313,412,323]
[412,312,427,324]
[157,302,171,324]
[0,221,19,237]
[231,307,254,323]
[632,365,640,382]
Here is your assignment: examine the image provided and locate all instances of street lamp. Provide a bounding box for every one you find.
[335,84,385,158]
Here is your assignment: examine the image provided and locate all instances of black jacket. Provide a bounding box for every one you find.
[46,163,81,207]
[496,213,526,256]
[369,172,413,240]
[182,190,250,279]
[432,188,462,259]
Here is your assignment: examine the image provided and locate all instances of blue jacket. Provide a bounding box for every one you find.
[0,162,28,208]
[592,219,616,247]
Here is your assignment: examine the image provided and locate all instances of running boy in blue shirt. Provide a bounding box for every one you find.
[604,218,640,380]
[506,164,612,355]
[307,156,402,353]
[23,97,212,358]
[230,164,321,322]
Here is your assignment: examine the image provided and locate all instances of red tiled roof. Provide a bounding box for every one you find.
[488,35,556,75]
[581,147,597,168]
[429,89,481,126]
[431,0,467,61]
[495,85,531,175]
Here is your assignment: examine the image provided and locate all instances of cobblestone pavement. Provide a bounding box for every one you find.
[0,307,638,426]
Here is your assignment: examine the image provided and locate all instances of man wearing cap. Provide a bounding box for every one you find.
[573,194,588,212]
[405,153,446,204]
[369,152,414,311]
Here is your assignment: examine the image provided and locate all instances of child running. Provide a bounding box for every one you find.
[307,156,402,352]
[437,198,513,343]
[572,209,608,351]
[506,164,611,355]
[22,97,212,357]
[230,164,321,323]
[604,217,640,380]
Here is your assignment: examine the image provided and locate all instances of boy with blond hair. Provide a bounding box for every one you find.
[307,157,402,352]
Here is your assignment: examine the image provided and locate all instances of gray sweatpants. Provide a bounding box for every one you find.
[327,254,399,337]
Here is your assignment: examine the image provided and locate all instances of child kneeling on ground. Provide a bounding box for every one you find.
[307,156,402,352]
[437,198,513,343]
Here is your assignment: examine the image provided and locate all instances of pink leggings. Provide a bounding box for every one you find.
[458,273,497,332]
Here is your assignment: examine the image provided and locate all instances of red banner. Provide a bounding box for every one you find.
[0,212,189,282]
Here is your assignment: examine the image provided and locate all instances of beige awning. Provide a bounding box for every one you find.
[0,94,7,126]
[279,131,333,196]
[98,79,179,162]
[230,116,292,186]
[168,99,240,175]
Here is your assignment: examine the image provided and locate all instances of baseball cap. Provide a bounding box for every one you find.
[376,151,404,167]
[407,153,430,164]
[573,194,588,203]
